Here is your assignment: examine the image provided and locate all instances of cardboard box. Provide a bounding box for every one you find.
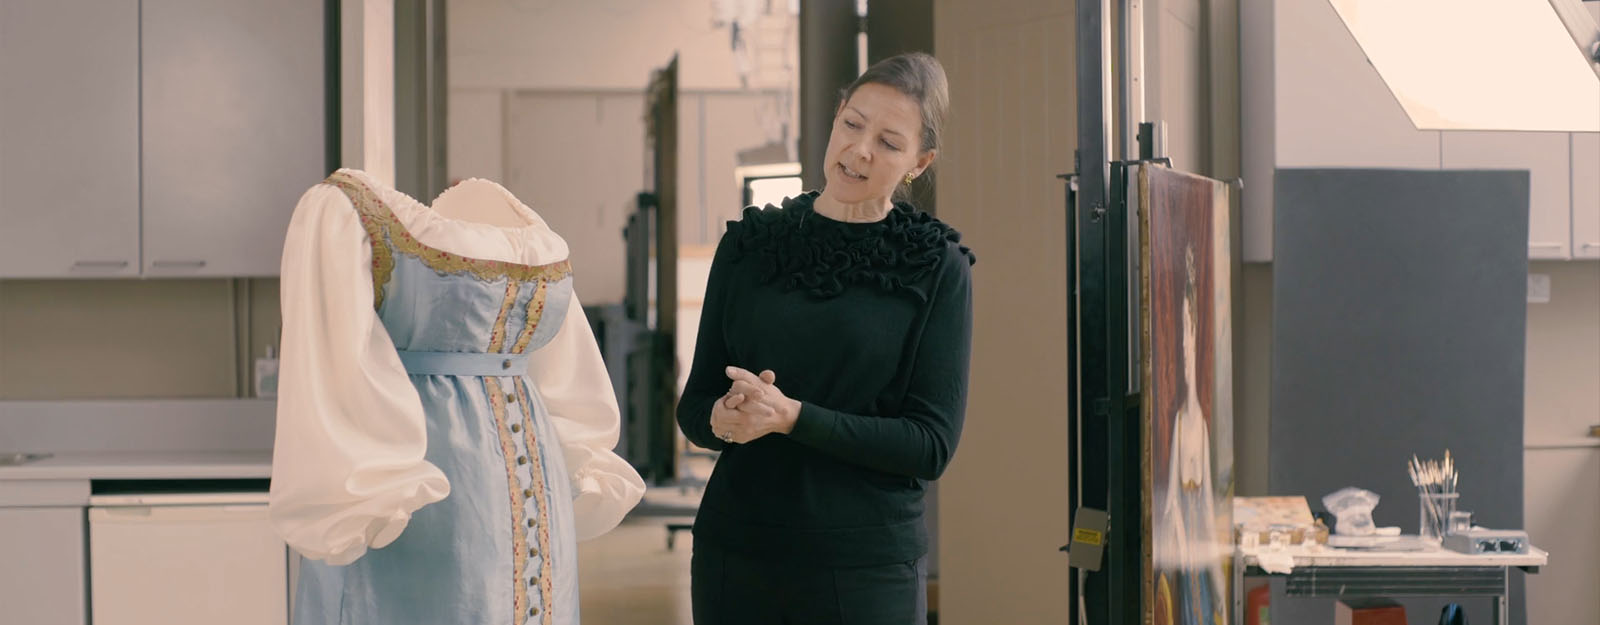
[1334,599,1406,625]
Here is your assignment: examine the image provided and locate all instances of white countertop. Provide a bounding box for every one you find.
[1242,545,1548,568]
[0,450,272,481]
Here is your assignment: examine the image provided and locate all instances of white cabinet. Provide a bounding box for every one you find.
[0,0,141,278]
[0,506,88,625]
[89,492,287,625]
[0,0,324,279]
[1574,133,1599,260]
[139,0,326,277]
[1442,131,1573,259]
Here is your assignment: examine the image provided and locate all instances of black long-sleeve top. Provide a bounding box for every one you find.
[676,191,975,567]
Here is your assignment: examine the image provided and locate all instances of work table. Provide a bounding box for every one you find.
[0,450,272,507]
[0,450,272,481]
[1237,542,1548,625]
[1241,544,1549,569]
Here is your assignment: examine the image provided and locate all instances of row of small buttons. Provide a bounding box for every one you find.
[505,387,545,619]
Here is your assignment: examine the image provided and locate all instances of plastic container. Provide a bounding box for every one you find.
[1419,492,1459,542]
[254,346,279,398]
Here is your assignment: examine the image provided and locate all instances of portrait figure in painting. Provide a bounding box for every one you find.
[1152,246,1226,625]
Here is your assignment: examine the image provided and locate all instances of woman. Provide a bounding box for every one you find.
[676,52,975,625]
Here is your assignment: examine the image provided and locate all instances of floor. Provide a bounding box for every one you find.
[577,514,697,625]
[576,495,942,625]
[576,455,710,625]
[575,455,942,625]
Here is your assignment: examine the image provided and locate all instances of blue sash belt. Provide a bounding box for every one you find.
[396,350,529,377]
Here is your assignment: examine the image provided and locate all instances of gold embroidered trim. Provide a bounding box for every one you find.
[510,279,551,355]
[515,377,556,625]
[487,378,531,625]
[324,174,397,310]
[395,230,573,285]
[321,172,574,297]
[489,281,522,353]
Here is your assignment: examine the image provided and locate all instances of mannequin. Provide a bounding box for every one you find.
[269,168,643,625]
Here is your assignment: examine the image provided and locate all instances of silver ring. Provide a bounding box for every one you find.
[719,431,734,443]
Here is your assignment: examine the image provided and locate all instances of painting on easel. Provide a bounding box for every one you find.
[1137,164,1234,625]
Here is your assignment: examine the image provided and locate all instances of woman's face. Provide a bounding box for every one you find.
[821,83,936,205]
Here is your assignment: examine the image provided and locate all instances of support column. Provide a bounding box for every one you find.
[341,0,394,186]
[799,0,860,190]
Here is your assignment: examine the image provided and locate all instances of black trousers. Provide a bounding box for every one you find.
[691,541,929,625]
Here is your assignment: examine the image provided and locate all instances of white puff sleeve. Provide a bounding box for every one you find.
[267,183,451,566]
[528,292,646,541]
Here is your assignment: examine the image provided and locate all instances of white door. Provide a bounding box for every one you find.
[1522,262,1600,625]
[89,493,288,625]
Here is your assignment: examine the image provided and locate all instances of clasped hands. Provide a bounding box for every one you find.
[710,366,801,445]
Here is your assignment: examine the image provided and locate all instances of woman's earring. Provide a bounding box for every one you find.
[904,172,916,186]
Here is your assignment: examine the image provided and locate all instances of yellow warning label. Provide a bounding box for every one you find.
[1073,528,1104,546]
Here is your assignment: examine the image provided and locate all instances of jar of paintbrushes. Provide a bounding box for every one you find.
[1409,451,1460,543]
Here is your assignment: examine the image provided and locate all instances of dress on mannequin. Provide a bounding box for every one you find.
[268,168,644,625]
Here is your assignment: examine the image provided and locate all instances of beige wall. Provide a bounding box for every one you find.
[448,0,794,92]
[490,89,788,304]
[1236,264,1271,496]
[1145,0,1208,173]
[0,278,279,399]
[933,0,1075,622]
[1524,262,1600,443]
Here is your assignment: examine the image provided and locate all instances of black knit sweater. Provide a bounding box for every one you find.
[675,192,975,566]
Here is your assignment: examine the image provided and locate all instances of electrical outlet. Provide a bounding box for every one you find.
[1527,273,1550,303]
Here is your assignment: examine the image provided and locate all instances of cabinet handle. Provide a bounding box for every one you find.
[1590,425,1599,439]
[151,260,207,268]
[103,506,154,517]
[72,260,130,269]
[1580,243,1600,250]
[1528,243,1565,250]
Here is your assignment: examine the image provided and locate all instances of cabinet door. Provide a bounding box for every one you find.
[1574,133,1599,260]
[1442,131,1573,259]
[140,0,325,277]
[0,507,88,625]
[0,0,140,278]
[90,503,287,625]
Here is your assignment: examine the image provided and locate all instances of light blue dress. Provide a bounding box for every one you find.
[270,170,644,625]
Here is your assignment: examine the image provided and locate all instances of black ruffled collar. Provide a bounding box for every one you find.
[727,191,975,301]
